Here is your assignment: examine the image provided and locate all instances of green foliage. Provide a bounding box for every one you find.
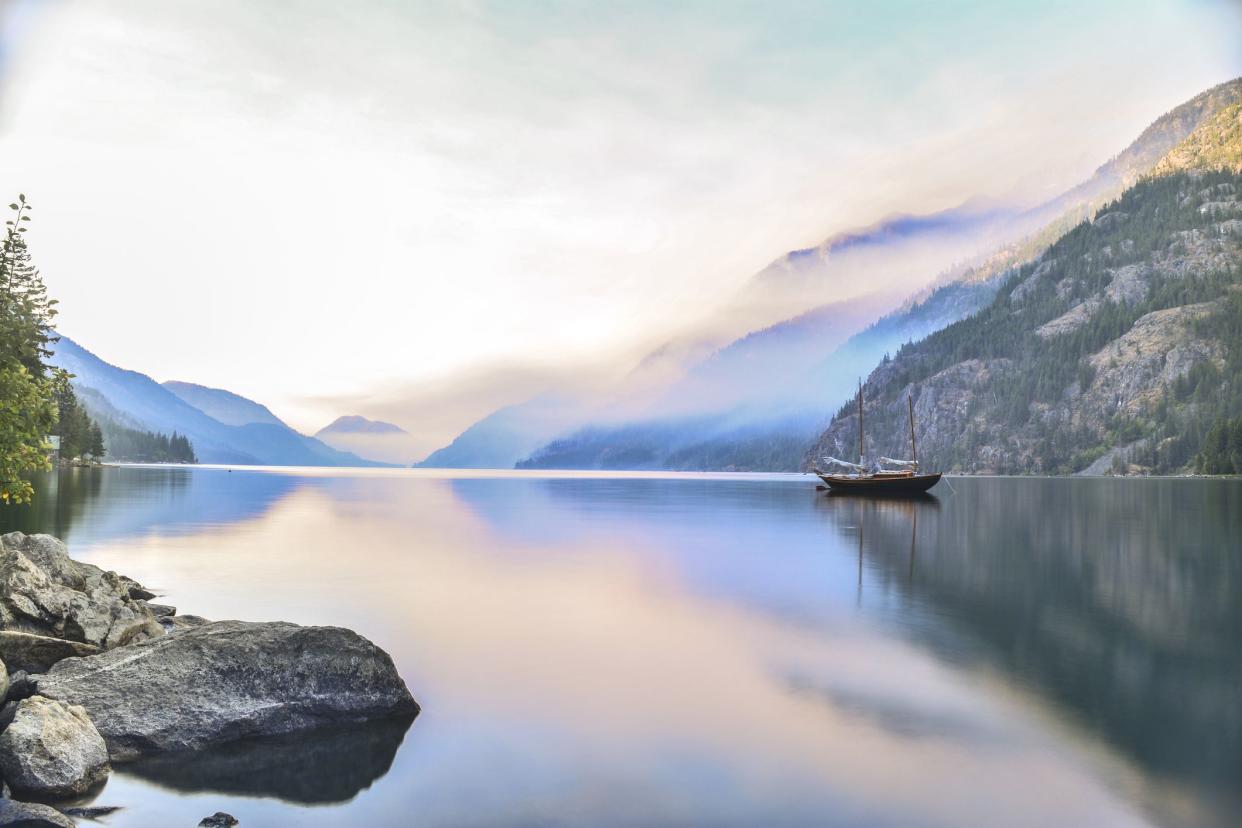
[1196,416,1242,473]
[52,381,104,461]
[95,418,197,464]
[0,365,55,503]
[0,196,58,502]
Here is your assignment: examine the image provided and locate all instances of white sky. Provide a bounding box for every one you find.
[2,0,1241,433]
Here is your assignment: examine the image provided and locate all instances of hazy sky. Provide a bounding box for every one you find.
[2,0,1241,434]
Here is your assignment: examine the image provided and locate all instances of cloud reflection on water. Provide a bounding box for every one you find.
[10,469,1236,827]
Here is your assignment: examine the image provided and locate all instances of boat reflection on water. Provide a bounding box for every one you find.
[816,490,940,594]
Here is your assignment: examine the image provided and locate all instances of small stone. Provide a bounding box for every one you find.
[125,584,156,601]
[143,603,176,618]
[104,618,164,649]
[0,799,75,828]
[198,813,239,827]
[158,614,211,634]
[62,806,122,819]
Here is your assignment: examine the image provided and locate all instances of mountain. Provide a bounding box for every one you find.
[1056,78,1242,207]
[1152,101,1242,176]
[516,77,1242,472]
[417,288,900,470]
[50,335,380,467]
[314,415,422,466]
[417,397,581,469]
[163,381,285,428]
[805,113,1242,475]
[317,416,407,436]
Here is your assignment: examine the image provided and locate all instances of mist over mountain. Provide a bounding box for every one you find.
[313,416,422,465]
[417,396,584,469]
[50,336,380,467]
[512,78,1242,471]
[806,103,1242,475]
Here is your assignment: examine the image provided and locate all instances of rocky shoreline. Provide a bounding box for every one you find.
[0,532,418,826]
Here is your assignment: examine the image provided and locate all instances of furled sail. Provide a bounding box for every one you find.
[822,457,866,472]
[879,457,918,468]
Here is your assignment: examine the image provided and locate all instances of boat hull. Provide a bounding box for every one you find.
[816,472,942,494]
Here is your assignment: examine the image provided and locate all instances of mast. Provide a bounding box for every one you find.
[908,395,918,470]
[857,379,864,467]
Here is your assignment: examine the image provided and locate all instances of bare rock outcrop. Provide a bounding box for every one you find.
[0,533,161,655]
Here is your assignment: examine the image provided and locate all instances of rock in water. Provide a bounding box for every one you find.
[61,806,123,819]
[0,799,75,828]
[38,620,418,760]
[198,813,239,827]
[0,696,110,797]
[0,631,100,674]
[0,533,161,650]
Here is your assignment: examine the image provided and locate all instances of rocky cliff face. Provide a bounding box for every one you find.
[805,163,1242,475]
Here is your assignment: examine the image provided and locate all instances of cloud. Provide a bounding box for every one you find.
[2,0,1241,443]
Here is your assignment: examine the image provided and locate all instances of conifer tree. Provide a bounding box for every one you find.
[88,421,105,459]
[0,196,57,502]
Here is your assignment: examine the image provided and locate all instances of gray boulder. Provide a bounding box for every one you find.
[0,632,99,675]
[0,533,160,650]
[5,670,33,704]
[0,655,7,703]
[39,620,418,760]
[0,799,74,828]
[0,695,110,797]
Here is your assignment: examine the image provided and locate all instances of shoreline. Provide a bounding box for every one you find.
[0,531,417,827]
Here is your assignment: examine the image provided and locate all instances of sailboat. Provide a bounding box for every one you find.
[815,383,941,494]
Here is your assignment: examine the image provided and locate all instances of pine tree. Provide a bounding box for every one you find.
[88,421,105,459]
[0,195,56,377]
[0,196,57,502]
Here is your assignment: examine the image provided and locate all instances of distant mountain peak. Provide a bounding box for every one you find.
[317,415,407,436]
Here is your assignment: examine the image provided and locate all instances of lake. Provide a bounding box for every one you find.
[1,467,1239,828]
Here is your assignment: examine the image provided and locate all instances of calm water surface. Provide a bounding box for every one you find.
[1,467,1239,828]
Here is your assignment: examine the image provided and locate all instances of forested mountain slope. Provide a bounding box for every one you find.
[516,79,1242,472]
[52,336,379,467]
[804,166,1242,475]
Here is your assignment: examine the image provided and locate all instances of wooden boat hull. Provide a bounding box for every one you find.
[816,472,942,494]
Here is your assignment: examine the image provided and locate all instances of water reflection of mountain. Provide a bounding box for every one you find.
[448,475,852,629]
[0,468,310,551]
[121,716,413,804]
[822,478,1242,818]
